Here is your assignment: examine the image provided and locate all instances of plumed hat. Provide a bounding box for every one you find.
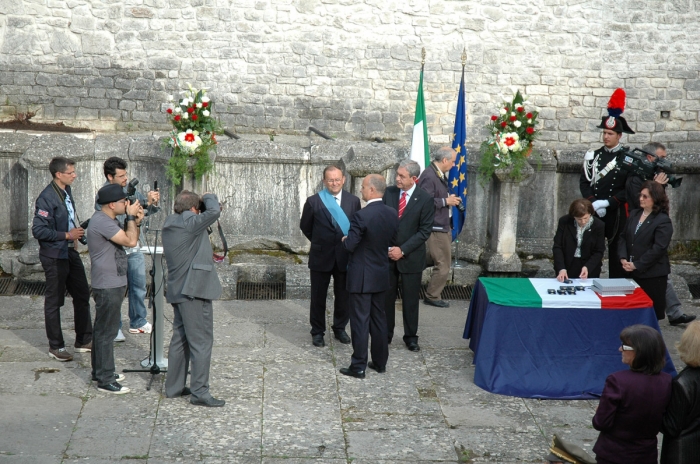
[596,88,635,134]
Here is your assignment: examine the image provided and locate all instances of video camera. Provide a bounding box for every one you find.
[617,147,682,188]
[126,178,139,203]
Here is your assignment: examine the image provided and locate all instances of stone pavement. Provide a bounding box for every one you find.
[0,294,695,463]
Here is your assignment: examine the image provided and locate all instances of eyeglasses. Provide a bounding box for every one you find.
[620,343,634,351]
[639,194,650,199]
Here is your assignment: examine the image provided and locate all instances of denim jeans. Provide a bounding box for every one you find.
[127,252,148,329]
[91,286,125,386]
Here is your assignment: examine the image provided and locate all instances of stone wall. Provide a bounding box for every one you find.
[1,131,699,267]
[2,1,700,148]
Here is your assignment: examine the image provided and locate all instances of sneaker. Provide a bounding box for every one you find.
[669,313,697,326]
[97,382,130,395]
[129,322,152,334]
[114,329,126,342]
[74,341,92,353]
[92,373,126,382]
[49,348,73,362]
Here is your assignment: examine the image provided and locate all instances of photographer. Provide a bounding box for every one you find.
[625,143,696,326]
[32,157,93,362]
[88,184,143,394]
[162,191,224,407]
[96,157,160,340]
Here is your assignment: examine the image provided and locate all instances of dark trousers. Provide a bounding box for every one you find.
[635,275,668,320]
[385,264,420,345]
[165,299,214,401]
[349,291,389,372]
[91,286,125,387]
[39,250,93,350]
[309,265,350,336]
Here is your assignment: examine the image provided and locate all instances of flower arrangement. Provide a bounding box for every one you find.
[478,90,539,184]
[163,84,223,186]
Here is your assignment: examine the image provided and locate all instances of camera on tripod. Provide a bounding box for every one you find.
[617,148,683,188]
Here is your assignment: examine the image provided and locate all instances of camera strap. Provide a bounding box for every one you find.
[50,181,82,227]
[212,220,228,263]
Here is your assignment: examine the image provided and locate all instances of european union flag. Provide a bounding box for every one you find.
[448,70,468,241]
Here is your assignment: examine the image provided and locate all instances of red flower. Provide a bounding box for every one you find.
[526,127,535,134]
[166,108,173,114]
[187,107,195,114]
[184,132,195,143]
[491,115,498,121]
[526,112,533,119]
[504,107,509,111]
[211,134,217,143]
[504,136,516,147]
[192,114,198,121]
[174,115,181,121]
[517,106,524,112]
[202,102,209,108]
[509,116,516,122]
[500,121,507,128]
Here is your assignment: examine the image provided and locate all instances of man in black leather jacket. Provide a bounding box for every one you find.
[32,157,93,362]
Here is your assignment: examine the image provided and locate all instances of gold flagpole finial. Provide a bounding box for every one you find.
[421,47,426,67]
[461,47,467,67]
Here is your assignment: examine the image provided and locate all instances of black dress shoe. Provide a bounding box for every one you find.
[407,342,421,352]
[423,298,449,308]
[190,396,225,407]
[367,361,386,373]
[312,334,325,347]
[334,330,351,344]
[339,367,365,379]
[181,387,192,396]
[669,313,697,326]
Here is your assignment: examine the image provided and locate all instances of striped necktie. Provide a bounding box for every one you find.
[398,191,407,218]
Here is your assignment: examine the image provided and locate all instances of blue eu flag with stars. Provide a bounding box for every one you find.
[448,70,468,241]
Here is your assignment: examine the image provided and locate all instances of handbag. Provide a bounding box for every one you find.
[548,434,596,464]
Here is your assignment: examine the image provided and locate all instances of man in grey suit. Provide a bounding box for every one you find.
[162,190,224,407]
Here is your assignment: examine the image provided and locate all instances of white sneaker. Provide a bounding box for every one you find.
[129,322,152,334]
[114,329,126,342]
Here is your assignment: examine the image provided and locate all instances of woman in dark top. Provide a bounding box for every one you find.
[553,198,606,282]
[618,180,673,319]
[592,324,672,464]
[661,320,700,463]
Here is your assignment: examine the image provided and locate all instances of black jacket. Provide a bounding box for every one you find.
[343,201,399,294]
[382,185,434,274]
[417,162,451,232]
[617,209,673,279]
[32,181,77,259]
[661,366,700,464]
[299,191,361,273]
[552,215,605,278]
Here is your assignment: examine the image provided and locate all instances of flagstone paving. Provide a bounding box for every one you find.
[0,294,695,463]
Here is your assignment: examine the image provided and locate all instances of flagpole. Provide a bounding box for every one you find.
[453,48,467,270]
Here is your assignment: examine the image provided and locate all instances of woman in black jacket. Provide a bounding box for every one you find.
[618,180,673,319]
[553,198,606,282]
[661,320,700,463]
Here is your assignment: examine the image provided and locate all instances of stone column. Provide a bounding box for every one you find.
[480,162,534,273]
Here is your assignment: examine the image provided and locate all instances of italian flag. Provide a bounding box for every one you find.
[410,69,430,172]
[480,278,653,310]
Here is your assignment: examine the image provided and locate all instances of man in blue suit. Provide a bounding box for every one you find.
[340,174,399,378]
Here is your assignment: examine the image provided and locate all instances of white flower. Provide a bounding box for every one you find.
[177,129,202,153]
[168,95,174,101]
[182,113,188,120]
[500,108,507,115]
[174,107,181,114]
[203,110,210,117]
[528,119,532,123]
[202,96,210,103]
[513,120,522,128]
[511,112,515,117]
[180,99,189,106]
[196,103,202,109]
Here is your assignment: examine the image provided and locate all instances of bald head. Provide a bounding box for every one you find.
[360,174,386,201]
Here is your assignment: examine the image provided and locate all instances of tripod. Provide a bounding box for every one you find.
[123,229,168,390]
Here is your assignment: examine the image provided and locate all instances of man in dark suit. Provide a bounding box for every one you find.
[340,174,399,378]
[300,164,361,347]
[162,190,225,407]
[382,159,434,352]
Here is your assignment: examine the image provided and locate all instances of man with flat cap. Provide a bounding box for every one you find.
[580,88,634,278]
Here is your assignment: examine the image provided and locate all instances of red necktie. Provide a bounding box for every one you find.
[398,191,407,218]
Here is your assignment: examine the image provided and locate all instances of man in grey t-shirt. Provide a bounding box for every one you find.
[87,183,143,394]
